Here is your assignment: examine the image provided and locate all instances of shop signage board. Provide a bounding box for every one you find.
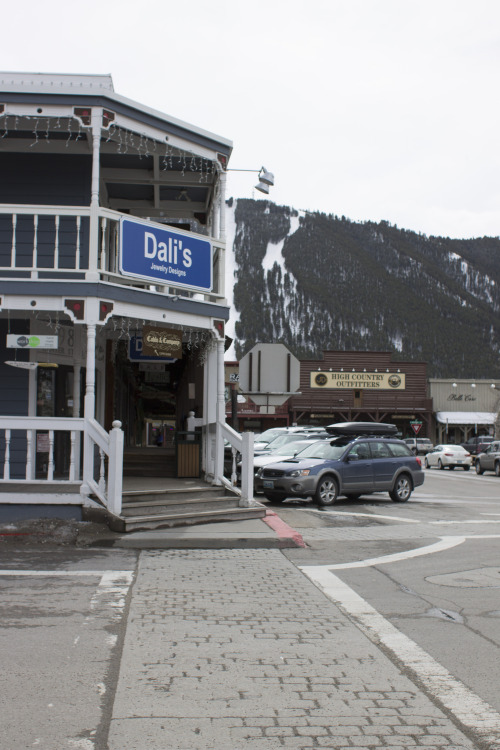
[129,335,177,363]
[142,326,183,358]
[120,217,212,292]
[7,335,58,349]
[310,371,405,390]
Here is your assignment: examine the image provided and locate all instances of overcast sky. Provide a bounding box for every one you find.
[3,0,499,239]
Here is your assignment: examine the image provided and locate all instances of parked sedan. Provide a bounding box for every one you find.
[424,444,472,470]
[475,441,500,476]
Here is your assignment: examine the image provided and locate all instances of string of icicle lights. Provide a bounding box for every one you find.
[0,113,217,182]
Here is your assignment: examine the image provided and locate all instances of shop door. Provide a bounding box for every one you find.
[36,365,80,478]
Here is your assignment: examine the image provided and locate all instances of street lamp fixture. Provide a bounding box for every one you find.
[227,165,275,194]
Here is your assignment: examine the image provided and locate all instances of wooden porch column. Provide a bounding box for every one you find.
[214,335,226,483]
[218,170,226,241]
[82,323,96,490]
[87,107,103,281]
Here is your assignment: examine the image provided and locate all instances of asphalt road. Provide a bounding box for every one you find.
[277,467,500,719]
[0,467,499,749]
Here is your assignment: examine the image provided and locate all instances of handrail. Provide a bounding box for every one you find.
[220,422,254,505]
[0,416,85,430]
[0,204,91,216]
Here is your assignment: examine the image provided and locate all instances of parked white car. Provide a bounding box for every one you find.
[424,444,472,471]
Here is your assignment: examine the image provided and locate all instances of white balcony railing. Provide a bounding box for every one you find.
[0,205,225,302]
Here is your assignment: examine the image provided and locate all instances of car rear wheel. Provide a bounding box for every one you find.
[463,465,470,471]
[438,459,444,470]
[390,473,412,502]
[475,461,484,475]
[315,475,339,506]
[424,457,430,468]
[495,462,500,477]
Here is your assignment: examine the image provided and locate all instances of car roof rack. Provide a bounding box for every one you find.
[325,422,399,437]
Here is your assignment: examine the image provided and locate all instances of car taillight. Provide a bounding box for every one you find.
[444,452,454,456]
[416,457,422,467]
[464,452,471,457]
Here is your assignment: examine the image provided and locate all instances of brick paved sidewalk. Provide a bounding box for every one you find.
[108,549,477,750]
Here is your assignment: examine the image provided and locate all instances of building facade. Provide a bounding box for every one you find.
[429,379,500,443]
[226,350,433,438]
[0,72,254,521]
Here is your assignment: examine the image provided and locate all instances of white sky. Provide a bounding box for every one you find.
[3,0,500,239]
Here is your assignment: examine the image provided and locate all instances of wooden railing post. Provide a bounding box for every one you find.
[239,431,255,507]
[107,420,123,516]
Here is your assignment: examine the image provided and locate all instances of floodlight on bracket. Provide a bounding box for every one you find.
[227,165,275,194]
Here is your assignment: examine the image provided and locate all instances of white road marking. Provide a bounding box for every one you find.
[309,508,420,523]
[428,518,500,526]
[0,570,132,576]
[0,570,134,622]
[301,566,500,748]
[300,536,466,570]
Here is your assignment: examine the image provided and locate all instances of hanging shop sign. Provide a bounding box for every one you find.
[128,335,178,363]
[7,335,58,349]
[310,371,405,390]
[119,217,212,292]
[142,326,183,358]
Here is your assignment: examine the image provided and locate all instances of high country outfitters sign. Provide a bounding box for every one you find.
[311,371,406,390]
[119,217,212,292]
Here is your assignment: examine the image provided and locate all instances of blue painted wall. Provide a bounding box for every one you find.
[0,153,91,271]
[0,319,30,478]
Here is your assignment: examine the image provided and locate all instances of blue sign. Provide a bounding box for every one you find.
[128,336,176,363]
[120,217,212,292]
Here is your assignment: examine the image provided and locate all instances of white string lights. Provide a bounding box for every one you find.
[0,111,219,184]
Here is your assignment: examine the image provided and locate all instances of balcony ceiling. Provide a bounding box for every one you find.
[0,112,223,225]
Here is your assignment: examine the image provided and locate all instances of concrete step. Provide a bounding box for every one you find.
[109,504,266,532]
[121,494,240,517]
[113,482,266,532]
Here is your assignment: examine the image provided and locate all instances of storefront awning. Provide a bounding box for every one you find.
[436,411,497,425]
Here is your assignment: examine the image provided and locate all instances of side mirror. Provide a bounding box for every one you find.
[347,453,359,462]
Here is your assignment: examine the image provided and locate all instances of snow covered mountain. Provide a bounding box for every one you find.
[225,198,500,378]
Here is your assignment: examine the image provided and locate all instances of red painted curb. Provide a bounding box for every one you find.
[262,509,307,548]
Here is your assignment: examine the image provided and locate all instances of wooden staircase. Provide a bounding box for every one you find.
[123,448,176,477]
[114,447,265,532]
[109,479,265,533]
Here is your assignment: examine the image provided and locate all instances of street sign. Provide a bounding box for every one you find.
[120,217,212,292]
[7,334,58,349]
[411,420,423,435]
[239,343,300,406]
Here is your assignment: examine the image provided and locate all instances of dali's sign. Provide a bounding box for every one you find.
[119,217,212,292]
[310,371,406,390]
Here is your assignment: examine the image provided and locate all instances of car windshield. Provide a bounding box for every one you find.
[294,441,345,460]
[270,440,312,456]
[444,446,467,452]
[255,428,284,444]
[265,434,306,449]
